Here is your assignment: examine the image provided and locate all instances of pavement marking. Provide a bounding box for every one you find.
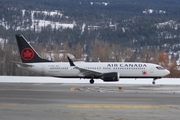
[67,104,169,109]
[0,104,17,106]
[70,87,75,91]
[101,115,109,118]
[113,117,126,120]
[107,98,152,100]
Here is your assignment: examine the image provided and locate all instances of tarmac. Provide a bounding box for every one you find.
[0,83,180,120]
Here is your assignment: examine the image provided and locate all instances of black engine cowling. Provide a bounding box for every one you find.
[101,72,120,82]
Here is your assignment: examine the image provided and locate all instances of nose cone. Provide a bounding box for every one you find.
[164,69,170,76]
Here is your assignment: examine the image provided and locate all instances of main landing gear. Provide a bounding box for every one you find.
[152,78,157,84]
[90,78,94,84]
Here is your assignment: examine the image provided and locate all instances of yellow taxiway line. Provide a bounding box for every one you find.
[68,104,169,109]
[0,103,169,109]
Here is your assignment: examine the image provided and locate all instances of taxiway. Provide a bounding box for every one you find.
[0,83,180,120]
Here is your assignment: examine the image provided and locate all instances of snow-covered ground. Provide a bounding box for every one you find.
[0,76,180,85]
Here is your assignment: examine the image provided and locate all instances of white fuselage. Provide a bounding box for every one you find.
[18,62,170,79]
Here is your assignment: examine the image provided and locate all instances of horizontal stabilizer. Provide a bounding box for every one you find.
[11,61,33,67]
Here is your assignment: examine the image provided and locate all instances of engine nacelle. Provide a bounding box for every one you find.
[101,72,120,82]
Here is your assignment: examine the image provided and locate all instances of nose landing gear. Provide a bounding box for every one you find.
[152,78,158,84]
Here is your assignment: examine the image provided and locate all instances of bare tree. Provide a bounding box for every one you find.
[111,44,133,62]
[167,59,179,78]
[137,47,159,63]
[70,43,83,60]
[157,51,169,68]
[89,39,111,62]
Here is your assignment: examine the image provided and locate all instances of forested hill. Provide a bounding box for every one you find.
[1,0,180,51]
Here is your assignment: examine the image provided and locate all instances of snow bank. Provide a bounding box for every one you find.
[0,76,180,85]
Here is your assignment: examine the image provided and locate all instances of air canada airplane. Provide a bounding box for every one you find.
[13,34,170,84]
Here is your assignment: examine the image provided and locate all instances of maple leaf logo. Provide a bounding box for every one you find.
[21,48,34,60]
[142,70,147,75]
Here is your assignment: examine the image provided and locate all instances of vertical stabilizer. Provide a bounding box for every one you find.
[15,34,52,63]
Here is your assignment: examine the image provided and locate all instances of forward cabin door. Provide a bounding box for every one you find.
[150,67,154,73]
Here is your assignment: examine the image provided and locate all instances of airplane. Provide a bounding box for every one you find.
[13,34,170,84]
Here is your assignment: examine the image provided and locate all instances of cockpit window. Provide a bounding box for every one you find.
[156,66,165,70]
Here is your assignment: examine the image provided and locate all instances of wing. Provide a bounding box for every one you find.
[73,66,102,77]
[67,57,102,77]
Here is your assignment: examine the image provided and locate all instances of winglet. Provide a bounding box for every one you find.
[67,56,75,66]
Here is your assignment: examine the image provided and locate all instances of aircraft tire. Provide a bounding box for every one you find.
[90,79,94,84]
